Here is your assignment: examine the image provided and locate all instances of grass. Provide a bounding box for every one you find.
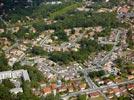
[89,96,104,100]
[49,3,81,19]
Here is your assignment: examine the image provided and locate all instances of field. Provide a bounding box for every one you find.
[49,3,81,19]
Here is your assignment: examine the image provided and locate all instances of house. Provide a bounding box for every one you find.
[107,94,114,99]
[114,77,122,83]
[127,75,134,80]
[51,83,57,90]
[112,87,121,97]
[127,84,134,90]
[67,85,74,92]
[128,0,134,6]
[57,80,62,87]
[102,88,108,93]
[120,86,127,93]
[8,27,20,33]
[108,88,114,94]
[57,84,67,93]
[72,81,79,91]
[79,83,87,90]
[77,7,90,12]
[98,80,104,85]
[8,57,18,66]
[0,29,4,33]
[89,91,100,98]
[10,88,23,94]
[46,1,62,5]
[117,6,129,14]
[0,38,11,46]
[43,87,52,95]
[95,26,103,33]
[29,27,36,33]
[128,69,134,74]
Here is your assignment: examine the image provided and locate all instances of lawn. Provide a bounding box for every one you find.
[89,96,104,100]
[49,3,81,19]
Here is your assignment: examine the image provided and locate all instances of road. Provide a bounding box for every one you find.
[61,79,134,99]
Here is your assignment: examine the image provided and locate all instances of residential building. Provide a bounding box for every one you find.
[0,69,30,81]
[10,88,23,94]
[43,87,52,95]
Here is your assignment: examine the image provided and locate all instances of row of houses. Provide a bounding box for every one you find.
[42,81,87,96]
[74,83,134,99]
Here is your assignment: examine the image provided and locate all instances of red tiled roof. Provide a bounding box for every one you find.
[51,83,57,90]
[112,88,120,94]
[89,91,100,97]
[118,6,129,13]
[43,87,52,94]
[127,84,134,90]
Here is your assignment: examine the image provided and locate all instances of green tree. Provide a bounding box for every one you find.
[126,29,134,49]
[16,81,39,100]
[2,79,15,89]
[78,94,87,100]
[53,30,68,42]
[0,84,14,100]
[0,53,11,71]
[42,93,61,100]
[30,46,48,56]
[118,95,131,100]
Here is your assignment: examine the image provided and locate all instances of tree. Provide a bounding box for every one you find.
[2,79,15,89]
[42,93,61,100]
[126,29,134,49]
[102,44,113,51]
[0,84,14,100]
[115,58,124,68]
[3,0,31,13]
[53,30,68,42]
[30,46,48,56]
[32,22,47,32]
[49,51,72,64]
[78,94,87,100]
[118,95,131,100]
[0,53,11,71]
[16,81,39,100]
[14,27,38,39]
[88,70,105,78]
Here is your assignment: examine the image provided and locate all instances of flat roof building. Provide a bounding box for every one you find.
[0,69,30,81]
